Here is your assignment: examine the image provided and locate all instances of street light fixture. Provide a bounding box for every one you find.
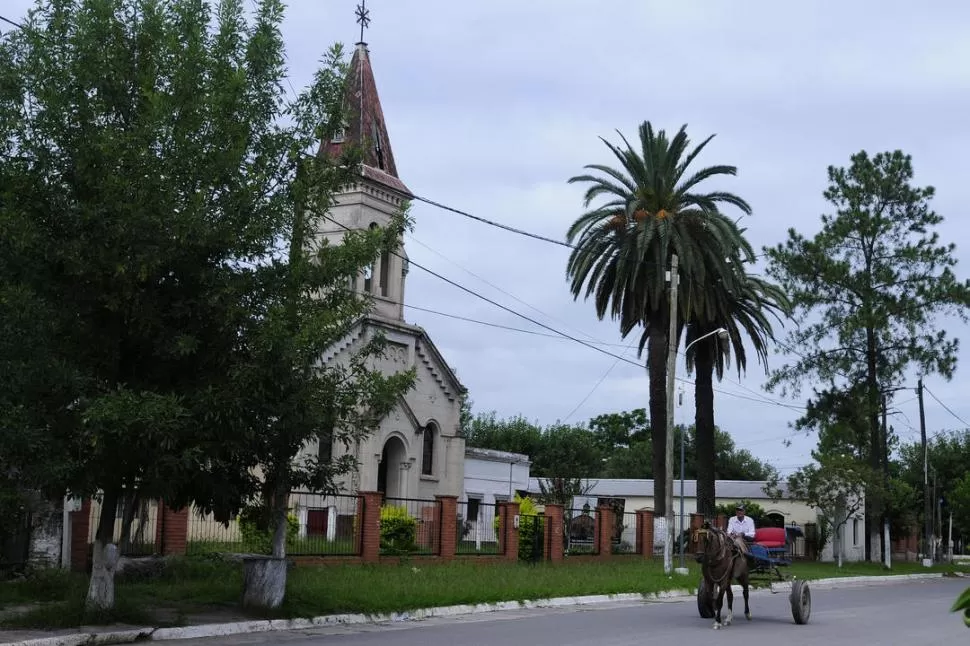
[672,326,729,574]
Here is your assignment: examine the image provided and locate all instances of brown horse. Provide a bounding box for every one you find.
[696,524,751,629]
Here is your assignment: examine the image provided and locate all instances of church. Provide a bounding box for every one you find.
[307,29,467,503]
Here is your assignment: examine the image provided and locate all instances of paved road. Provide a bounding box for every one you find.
[171,579,967,646]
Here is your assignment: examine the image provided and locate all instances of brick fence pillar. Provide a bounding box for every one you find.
[716,513,727,531]
[436,495,457,560]
[359,491,383,563]
[636,509,654,558]
[159,504,189,556]
[596,504,614,559]
[543,504,564,562]
[498,501,520,561]
[70,498,91,573]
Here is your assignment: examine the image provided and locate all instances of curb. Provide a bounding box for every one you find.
[2,572,960,646]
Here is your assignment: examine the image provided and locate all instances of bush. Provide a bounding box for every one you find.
[238,505,299,555]
[494,493,542,561]
[380,505,417,554]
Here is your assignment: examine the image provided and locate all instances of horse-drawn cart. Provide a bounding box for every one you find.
[695,525,812,626]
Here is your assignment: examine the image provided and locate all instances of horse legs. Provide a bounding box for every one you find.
[742,573,751,620]
[712,584,725,630]
[724,582,734,626]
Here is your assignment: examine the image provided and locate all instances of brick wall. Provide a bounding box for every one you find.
[636,509,654,557]
[543,504,564,562]
[436,495,457,560]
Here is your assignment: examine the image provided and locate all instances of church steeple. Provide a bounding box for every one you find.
[316,4,411,322]
[319,40,410,197]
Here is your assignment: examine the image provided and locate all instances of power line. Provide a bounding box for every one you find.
[561,341,638,423]
[404,304,629,347]
[411,194,577,250]
[923,385,970,429]
[405,233,601,343]
[326,215,807,413]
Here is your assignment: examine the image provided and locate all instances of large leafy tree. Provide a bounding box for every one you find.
[685,271,789,518]
[564,121,752,513]
[0,0,372,611]
[763,149,970,560]
[219,159,416,609]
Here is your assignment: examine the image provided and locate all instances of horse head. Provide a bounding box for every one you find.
[695,525,731,567]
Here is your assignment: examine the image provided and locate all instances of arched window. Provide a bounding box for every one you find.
[364,223,378,292]
[379,247,391,297]
[422,423,435,476]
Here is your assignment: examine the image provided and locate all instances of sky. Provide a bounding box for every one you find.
[5,0,970,476]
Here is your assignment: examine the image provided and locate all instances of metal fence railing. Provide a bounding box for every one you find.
[564,507,597,555]
[187,492,362,556]
[456,499,500,555]
[381,496,440,556]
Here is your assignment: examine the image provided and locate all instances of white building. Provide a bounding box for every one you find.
[458,448,531,551]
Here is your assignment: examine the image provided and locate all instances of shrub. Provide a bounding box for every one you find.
[494,493,542,561]
[380,505,417,554]
[238,505,299,555]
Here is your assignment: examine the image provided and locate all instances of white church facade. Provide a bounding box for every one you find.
[303,35,467,503]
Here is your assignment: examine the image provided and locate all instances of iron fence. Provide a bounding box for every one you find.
[650,513,695,559]
[564,507,597,555]
[612,511,638,554]
[382,496,440,556]
[86,496,158,556]
[187,492,362,556]
[456,499,500,555]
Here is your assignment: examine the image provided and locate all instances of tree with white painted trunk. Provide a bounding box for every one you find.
[1,0,384,612]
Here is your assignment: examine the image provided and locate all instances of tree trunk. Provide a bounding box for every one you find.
[86,489,120,612]
[242,481,290,610]
[242,556,287,610]
[865,327,880,562]
[694,351,716,519]
[647,319,668,517]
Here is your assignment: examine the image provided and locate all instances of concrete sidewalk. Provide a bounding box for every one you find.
[0,572,963,646]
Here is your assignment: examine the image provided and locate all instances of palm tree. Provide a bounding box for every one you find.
[565,121,751,514]
[685,268,790,518]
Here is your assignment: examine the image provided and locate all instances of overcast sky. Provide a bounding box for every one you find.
[6,0,970,475]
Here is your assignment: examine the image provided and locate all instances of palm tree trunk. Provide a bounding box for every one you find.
[694,349,716,519]
[648,319,667,516]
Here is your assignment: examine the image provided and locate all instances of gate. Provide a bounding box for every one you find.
[0,511,31,577]
[520,515,545,563]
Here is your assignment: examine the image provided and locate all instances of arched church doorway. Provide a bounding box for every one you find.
[377,436,408,499]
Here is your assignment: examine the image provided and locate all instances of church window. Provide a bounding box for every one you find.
[379,248,391,297]
[364,223,378,293]
[318,408,334,463]
[422,423,435,476]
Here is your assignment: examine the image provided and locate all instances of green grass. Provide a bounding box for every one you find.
[187,537,360,556]
[1,556,965,630]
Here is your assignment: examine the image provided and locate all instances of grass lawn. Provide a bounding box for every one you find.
[0,556,964,631]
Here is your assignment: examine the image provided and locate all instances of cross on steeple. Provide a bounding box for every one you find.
[355,1,370,45]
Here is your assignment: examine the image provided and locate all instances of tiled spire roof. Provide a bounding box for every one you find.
[319,43,411,197]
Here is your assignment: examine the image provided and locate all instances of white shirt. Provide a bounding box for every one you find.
[727,515,755,539]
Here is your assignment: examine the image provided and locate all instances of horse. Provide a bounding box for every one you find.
[695,523,751,630]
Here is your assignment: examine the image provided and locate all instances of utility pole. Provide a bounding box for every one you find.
[917,378,931,563]
[880,394,891,569]
[663,254,679,576]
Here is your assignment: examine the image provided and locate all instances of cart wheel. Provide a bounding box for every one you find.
[697,578,714,619]
[789,579,811,625]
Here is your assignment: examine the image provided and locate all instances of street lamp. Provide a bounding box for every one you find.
[671,325,729,575]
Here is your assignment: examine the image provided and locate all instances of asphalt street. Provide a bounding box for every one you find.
[165,579,968,646]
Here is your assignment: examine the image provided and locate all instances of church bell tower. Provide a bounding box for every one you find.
[317,20,411,322]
